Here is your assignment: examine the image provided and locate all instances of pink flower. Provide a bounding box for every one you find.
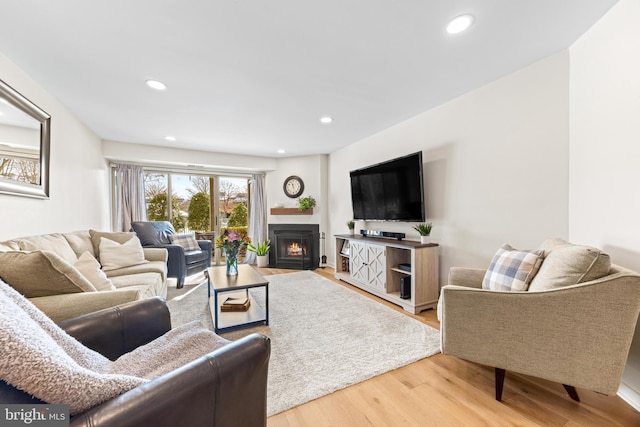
[227,231,239,241]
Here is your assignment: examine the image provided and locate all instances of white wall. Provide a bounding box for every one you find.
[569,0,640,409]
[103,140,277,173]
[0,52,110,240]
[328,52,570,286]
[265,154,328,232]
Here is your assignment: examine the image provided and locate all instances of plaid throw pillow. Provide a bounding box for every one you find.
[482,244,544,291]
[169,233,200,251]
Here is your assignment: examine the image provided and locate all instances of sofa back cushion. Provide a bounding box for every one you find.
[16,233,78,264]
[0,251,97,297]
[130,221,176,246]
[63,230,95,258]
[528,239,611,291]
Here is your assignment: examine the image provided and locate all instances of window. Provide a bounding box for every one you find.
[138,169,250,264]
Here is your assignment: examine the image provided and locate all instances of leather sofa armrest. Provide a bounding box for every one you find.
[448,267,485,288]
[70,334,271,427]
[58,297,171,361]
[29,290,142,323]
[197,239,212,253]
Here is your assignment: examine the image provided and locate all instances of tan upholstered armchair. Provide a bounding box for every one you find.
[440,261,640,402]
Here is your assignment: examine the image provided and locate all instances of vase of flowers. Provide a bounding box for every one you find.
[216,231,251,275]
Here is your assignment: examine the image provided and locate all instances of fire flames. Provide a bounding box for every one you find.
[287,242,306,257]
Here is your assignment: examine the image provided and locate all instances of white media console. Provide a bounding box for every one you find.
[334,234,439,314]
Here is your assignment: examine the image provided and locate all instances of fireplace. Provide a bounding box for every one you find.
[268,224,319,270]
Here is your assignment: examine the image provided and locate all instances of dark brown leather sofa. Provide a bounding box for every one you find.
[0,297,271,427]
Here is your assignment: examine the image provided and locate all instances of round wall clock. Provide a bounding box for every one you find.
[283,175,304,198]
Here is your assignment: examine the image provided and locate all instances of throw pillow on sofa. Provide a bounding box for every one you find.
[528,240,611,291]
[0,251,97,297]
[99,236,149,271]
[74,251,116,291]
[169,233,200,251]
[89,230,137,260]
[482,244,544,291]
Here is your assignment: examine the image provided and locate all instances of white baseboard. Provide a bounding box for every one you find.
[618,381,640,412]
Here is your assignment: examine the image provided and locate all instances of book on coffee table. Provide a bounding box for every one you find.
[221,296,250,312]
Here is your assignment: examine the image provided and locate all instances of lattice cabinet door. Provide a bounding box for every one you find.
[350,241,368,283]
[367,244,386,291]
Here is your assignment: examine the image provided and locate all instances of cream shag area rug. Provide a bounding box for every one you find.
[167,270,441,416]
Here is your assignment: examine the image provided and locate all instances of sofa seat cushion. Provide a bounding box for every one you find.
[105,260,167,282]
[529,239,611,291]
[16,233,78,264]
[185,250,209,265]
[0,251,97,297]
[110,273,166,299]
[482,244,544,291]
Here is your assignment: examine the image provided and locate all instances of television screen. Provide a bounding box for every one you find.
[350,152,425,222]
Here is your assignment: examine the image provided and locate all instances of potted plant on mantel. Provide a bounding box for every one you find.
[248,239,271,268]
[347,220,355,235]
[297,195,316,212]
[413,222,433,244]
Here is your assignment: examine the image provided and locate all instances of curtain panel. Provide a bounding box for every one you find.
[114,163,147,232]
[245,174,267,264]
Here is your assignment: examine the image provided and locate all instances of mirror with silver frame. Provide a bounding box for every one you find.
[0,78,50,198]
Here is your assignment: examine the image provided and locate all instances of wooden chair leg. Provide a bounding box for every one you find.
[563,384,580,402]
[495,368,506,401]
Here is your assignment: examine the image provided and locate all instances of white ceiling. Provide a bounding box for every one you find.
[0,0,618,158]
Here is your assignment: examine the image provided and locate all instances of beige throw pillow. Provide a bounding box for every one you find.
[528,243,611,291]
[89,230,137,260]
[0,251,96,298]
[99,236,149,271]
[74,251,116,291]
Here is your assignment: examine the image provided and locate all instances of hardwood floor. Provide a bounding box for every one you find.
[255,267,640,426]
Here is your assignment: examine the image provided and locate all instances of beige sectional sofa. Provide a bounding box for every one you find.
[0,230,168,322]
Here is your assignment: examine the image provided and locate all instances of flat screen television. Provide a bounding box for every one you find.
[350,151,425,222]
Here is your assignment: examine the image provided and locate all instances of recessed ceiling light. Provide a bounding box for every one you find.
[320,116,333,124]
[277,149,285,154]
[145,79,167,90]
[447,14,474,34]
[165,136,176,141]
